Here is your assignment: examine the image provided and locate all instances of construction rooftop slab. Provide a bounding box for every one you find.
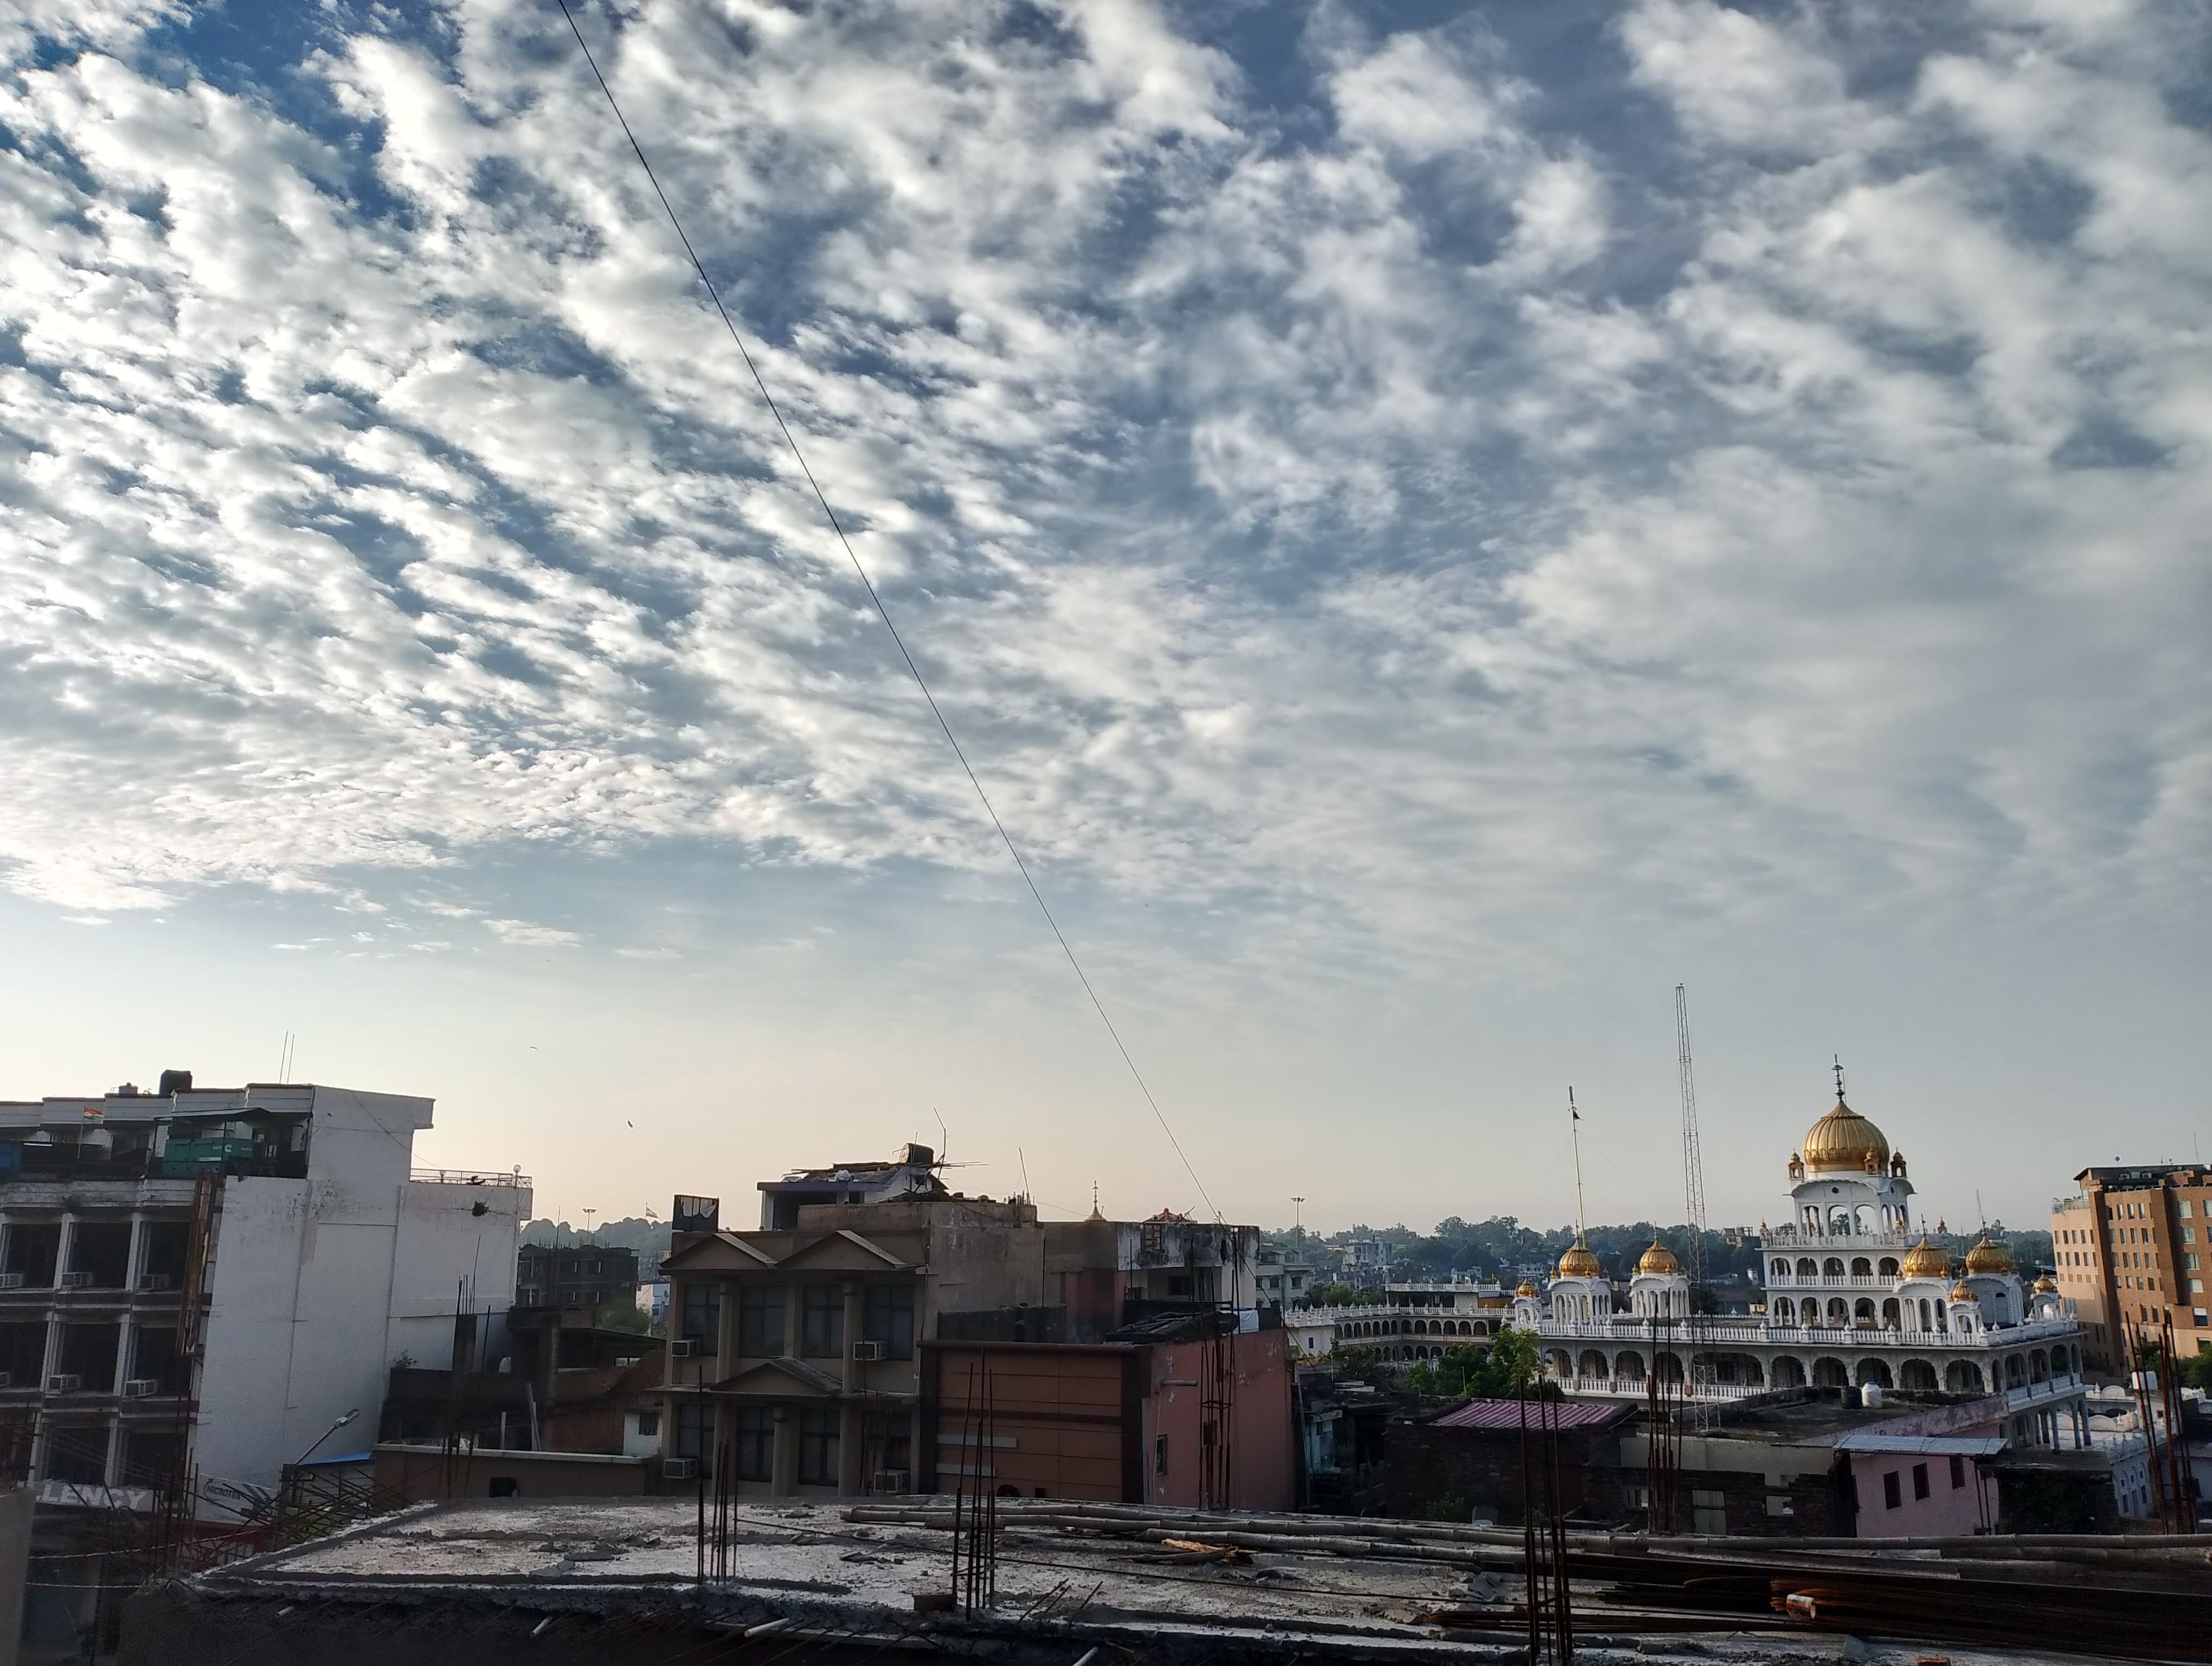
[119,1496,2198,1666]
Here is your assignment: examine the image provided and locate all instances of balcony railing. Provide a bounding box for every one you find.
[1531,1316,2081,1351]
[411,1168,532,1188]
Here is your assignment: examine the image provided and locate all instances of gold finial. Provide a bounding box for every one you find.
[1087,1182,1104,1221]
[1832,1055,1847,1103]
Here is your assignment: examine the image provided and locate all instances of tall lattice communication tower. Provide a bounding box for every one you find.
[1674,984,1707,1294]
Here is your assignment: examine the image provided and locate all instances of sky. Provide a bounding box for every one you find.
[2,0,2206,1239]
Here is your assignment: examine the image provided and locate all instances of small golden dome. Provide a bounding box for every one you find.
[1900,1237,1950,1280]
[1636,1239,1680,1276]
[1949,1280,1975,1302]
[2033,1274,2056,1293]
[1515,1278,1540,1298]
[1801,1098,1890,1174]
[1963,1234,2013,1274]
[1556,1241,1602,1279]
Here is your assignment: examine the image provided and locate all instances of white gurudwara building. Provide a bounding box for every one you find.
[1510,1072,2090,1448]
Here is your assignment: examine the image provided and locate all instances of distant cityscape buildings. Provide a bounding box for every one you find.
[0,1053,2199,1661]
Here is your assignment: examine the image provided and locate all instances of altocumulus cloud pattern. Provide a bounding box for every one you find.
[1,0,2206,955]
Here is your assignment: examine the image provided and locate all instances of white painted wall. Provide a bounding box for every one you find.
[186,1086,526,1515]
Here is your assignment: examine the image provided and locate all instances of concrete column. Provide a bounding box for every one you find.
[716,1280,737,1367]
[837,1404,864,1496]
[770,1404,795,1496]
[113,1312,136,1393]
[840,1281,861,1391]
[102,1419,124,1489]
[54,1214,76,1289]
[126,1213,146,1291]
[41,1312,62,1392]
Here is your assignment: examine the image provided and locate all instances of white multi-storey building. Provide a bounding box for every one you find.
[0,1071,528,1518]
[1510,1078,2090,1449]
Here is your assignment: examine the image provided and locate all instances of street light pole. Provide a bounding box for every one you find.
[1292,1196,1304,1234]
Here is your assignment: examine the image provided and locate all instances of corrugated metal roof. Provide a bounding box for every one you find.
[1831,1431,2006,1455]
[1431,1399,1632,1432]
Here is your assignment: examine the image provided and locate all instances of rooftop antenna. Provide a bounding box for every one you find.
[1017,1147,1031,1203]
[1568,1088,1587,1245]
[1292,1196,1306,1234]
[934,1108,949,1170]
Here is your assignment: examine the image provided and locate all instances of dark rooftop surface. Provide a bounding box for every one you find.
[147,1497,2149,1666]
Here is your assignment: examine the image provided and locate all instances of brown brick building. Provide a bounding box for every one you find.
[2050,1164,2212,1369]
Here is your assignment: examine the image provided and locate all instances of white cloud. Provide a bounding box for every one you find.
[484,919,582,949]
[0,0,2202,977]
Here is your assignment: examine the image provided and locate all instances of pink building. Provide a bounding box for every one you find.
[1841,1430,2002,1536]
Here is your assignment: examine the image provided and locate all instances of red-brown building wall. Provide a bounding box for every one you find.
[1144,1328,1296,1513]
[924,1328,1296,1511]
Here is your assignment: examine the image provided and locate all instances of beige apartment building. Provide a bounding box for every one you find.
[2050,1164,2212,1370]
[654,1145,1263,1497]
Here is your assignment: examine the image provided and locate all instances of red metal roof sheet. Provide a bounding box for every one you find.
[1430,1398,1632,1432]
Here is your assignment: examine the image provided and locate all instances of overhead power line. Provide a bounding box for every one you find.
[551,0,1218,1221]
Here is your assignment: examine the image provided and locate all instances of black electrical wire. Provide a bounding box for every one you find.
[551,0,1218,1221]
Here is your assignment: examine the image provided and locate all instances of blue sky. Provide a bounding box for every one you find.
[2,0,2206,1235]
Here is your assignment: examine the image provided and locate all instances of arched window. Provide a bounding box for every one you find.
[1917,1298,1932,1330]
[1851,1257,1873,1278]
[1797,1258,1818,1278]
[1878,1258,1900,1278]
[1823,1257,1844,1279]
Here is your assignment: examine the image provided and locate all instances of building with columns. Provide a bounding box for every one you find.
[1509,1076,2090,1450]
[0,1073,528,1519]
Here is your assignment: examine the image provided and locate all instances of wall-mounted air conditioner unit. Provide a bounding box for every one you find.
[850,1341,886,1362]
[138,1274,173,1292]
[44,1374,81,1394]
[57,1272,94,1289]
[871,1469,911,1494]
[662,1457,698,1480]
[0,1274,23,1290]
[123,1379,159,1398]
[668,1339,699,1358]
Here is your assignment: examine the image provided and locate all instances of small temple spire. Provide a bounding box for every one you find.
[1832,1054,1847,1103]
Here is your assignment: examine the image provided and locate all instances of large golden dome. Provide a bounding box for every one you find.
[1900,1237,1950,1280]
[1963,1234,2013,1274]
[1557,1240,1602,1279]
[1636,1239,1680,1276]
[1801,1098,1889,1174]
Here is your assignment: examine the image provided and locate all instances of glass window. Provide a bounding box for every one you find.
[738,1285,786,1356]
[798,1407,839,1485]
[1882,1471,1901,1509]
[635,1411,661,1437]
[680,1283,720,1352]
[862,1284,915,1359]
[802,1287,844,1357]
[736,1406,774,1481]
[1912,1463,1930,1501]
[1949,1454,1965,1489]
[674,1400,713,1475]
